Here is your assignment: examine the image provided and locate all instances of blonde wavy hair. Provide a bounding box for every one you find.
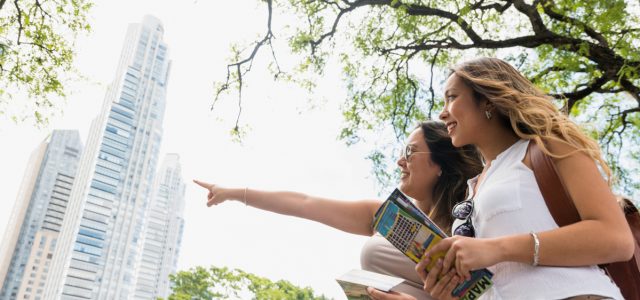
[450,57,612,184]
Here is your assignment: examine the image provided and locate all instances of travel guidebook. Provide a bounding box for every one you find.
[336,269,405,300]
[372,189,494,300]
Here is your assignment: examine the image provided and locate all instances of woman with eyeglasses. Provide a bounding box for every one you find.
[417,58,634,299]
[194,120,482,300]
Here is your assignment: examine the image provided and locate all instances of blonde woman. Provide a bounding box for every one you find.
[418,58,634,299]
[195,121,482,300]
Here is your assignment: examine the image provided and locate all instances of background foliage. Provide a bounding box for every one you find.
[164,266,329,300]
[214,0,640,195]
[0,0,92,125]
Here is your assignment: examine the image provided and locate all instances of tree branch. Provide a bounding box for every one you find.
[512,0,551,36]
[308,3,356,55]
[428,48,441,119]
[550,76,608,110]
[531,65,587,82]
[13,0,24,45]
[213,0,275,131]
[469,0,514,13]
[540,0,609,47]
[346,0,484,42]
[619,78,640,104]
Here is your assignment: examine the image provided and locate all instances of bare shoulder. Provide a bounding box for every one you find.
[523,138,599,179]
[543,138,579,157]
[522,138,578,169]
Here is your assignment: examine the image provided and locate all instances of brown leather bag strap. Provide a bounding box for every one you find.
[527,140,581,226]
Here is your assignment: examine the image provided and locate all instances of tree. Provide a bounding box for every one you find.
[213,0,640,194]
[0,0,92,125]
[164,266,329,300]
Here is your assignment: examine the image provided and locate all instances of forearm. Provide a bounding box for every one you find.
[497,220,633,267]
[225,188,380,236]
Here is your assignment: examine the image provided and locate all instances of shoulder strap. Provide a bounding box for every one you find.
[528,140,640,300]
[527,140,581,226]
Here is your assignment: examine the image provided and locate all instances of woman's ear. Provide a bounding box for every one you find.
[483,101,495,120]
[483,101,495,112]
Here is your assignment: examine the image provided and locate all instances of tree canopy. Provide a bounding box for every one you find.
[214,0,640,194]
[0,0,92,125]
[164,266,329,300]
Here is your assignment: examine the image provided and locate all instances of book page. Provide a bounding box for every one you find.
[336,269,404,300]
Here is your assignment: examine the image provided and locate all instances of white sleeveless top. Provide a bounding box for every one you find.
[451,139,623,300]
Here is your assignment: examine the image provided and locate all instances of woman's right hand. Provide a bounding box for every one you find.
[193,179,232,207]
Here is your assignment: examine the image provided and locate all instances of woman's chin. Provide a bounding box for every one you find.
[398,184,411,196]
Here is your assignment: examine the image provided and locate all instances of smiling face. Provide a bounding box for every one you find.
[439,73,489,147]
[396,128,441,202]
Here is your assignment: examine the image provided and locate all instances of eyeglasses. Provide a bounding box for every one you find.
[400,144,431,161]
[452,200,475,237]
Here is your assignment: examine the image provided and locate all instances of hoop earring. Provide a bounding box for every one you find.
[485,110,492,120]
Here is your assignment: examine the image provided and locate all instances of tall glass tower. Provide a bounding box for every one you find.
[43,15,171,300]
[0,130,83,300]
[133,154,185,299]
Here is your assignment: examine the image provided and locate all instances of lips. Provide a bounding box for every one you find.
[446,121,457,134]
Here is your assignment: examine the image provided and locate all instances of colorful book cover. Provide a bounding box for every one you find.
[372,188,494,300]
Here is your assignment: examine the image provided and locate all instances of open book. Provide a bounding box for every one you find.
[336,269,404,300]
[372,189,493,300]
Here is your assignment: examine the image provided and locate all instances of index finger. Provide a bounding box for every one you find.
[425,237,453,259]
[193,179,212,189]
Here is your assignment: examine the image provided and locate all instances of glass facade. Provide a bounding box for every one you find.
[42,15,172,300]
[0,131,83,300]
[133,154,185,299]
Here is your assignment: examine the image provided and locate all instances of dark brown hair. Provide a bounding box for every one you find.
[419,120,483,233]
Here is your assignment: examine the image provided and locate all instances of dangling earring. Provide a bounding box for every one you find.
[437,170,442,177]
[485,110,492,120]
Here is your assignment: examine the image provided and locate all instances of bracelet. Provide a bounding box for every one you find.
[530,232,540,266]
[243,187,248,206]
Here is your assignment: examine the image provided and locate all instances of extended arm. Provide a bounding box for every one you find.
[194,180,381,236]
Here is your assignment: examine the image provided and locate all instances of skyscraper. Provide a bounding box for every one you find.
[133,154,185,299]
[0,130,83,300]
[43,15,171,299]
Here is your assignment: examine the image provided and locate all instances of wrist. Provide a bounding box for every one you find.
[495,234,536,264]
[224,188,242,202]
[228,187,249,205]
[489,237,509,264]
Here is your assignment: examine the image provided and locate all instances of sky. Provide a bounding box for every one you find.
[0,1,392,299]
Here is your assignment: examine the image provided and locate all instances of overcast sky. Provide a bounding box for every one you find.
[0,1,393,299]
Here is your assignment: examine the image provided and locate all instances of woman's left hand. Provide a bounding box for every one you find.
[366,287,417,300]
[423,236,503,281]
[416,256,460,300]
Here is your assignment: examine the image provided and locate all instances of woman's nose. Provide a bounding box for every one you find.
[439,108,448,120]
